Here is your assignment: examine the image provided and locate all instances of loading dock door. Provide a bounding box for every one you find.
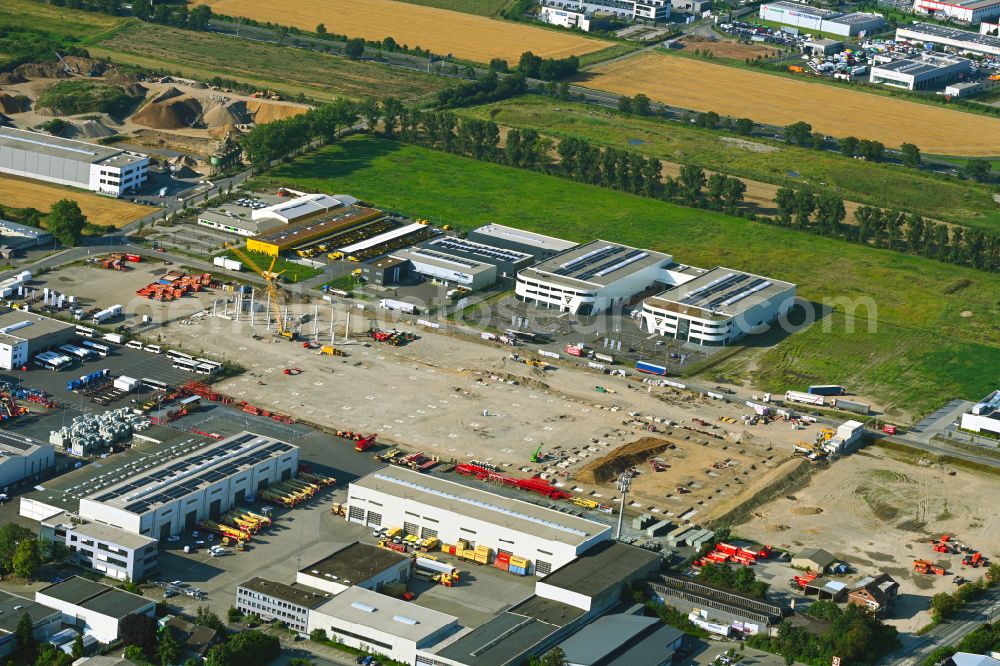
[209,499,222,519]
[184,511,197,532]
[235,489,246,506]
[159,523,172,541]
[280,469,292,481]
[257,479,269,492]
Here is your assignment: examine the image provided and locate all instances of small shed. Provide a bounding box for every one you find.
[791,548,835,573]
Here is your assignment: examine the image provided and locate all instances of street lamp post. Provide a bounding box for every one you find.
[615,472,631,541]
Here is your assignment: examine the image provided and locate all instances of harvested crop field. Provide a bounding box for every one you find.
[583,52,1000,156]
[678,36,777,59]
[0,175,152,228]
[198,0,607,63]
[92,23,447,103]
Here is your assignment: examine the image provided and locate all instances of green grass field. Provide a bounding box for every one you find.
[255,134,1000,418]
[393,0,511,16]
[0,0,128,42]
[461,96,1000,229]
[89,23,447,103]
[220,249,321,282]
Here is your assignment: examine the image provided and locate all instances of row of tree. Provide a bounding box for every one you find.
[695,561,769,598]
[772,187,1000,272]
[240,99,359,169]
[436,71,527,109]
[48,0,213,30]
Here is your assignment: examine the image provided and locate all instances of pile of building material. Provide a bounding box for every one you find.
[0,270,30,298]
[49,408,150,455]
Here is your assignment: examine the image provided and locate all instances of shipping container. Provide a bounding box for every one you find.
[124,254,142,263]
[594,353,615,364]
[636,361,667,376]
[808,385,845,396]
[380,298,418,315]
[833,398,870,415]
[564,345,584,357]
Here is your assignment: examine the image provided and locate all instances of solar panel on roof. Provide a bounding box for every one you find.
[554,245,624,276]
[576,250,648,281]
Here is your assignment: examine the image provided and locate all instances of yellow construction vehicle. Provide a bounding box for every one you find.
[225,243,296,341]
[571,497,598,509]
[328,251,344,260]
[320,345,344,357]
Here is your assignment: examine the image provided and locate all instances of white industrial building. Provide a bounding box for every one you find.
[39,514,159,582]
[539,0,669,22]
[307,587,461,665]
[391,246,497,290]
[35,577,155,644]
[71,432,297,540]
[0,431,55,490]
[913,0,1000,23]
[296,542,411,596]
[758,2,886,36]
[961,390,1000,436]
[236,578,330,635]
[897,22,1000,57]
[0,590,62,657]
[467,224,578,261]
[515,240,691,316]
[540,4,594,30]
[870,52,973,90]
[0,127,148,197]
[348,466,611,576]
[253,193,347,224]
[0,307,77,370]
[640,267,797,346]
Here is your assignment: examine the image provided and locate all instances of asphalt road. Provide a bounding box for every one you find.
[891,586,1000,665]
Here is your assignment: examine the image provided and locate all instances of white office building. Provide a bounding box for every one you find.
[35,577,155,644]
[640,267,796,346]
[869,52,972,90]
[73,432,298,540]
[515,240,692,316]
[236,578,330,635]
[540,4,594,30]
[0,127,148,196]
[307,587,460,665]
[39,515,158,582]
[348,466,611,576]
[897,22,1000,58]
[961,390,1000,436]
[759,2,886,35]
[0,307,77,371]
[912,0,1000,23]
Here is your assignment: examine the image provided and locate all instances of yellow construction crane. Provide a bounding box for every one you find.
[225,243,295,340]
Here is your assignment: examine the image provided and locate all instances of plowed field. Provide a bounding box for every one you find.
[198,0,607,63]
[584,52,1000,156]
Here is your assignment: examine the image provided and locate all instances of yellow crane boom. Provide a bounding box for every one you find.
[224,243,294,339]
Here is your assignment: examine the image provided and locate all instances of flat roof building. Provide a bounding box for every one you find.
[296,542,411,596]
[913,0,1000,23]
[897,22,1000,57]
[348,466,611,576]
[76,431,298,539]
[419,235,535,280]
[557,611,684,666]
[237,578,331,635]
[0,127,148,197]
[870,52,973,90]
[0,307,77,370]
[0,430,54,490]
[516,240,684,316]
[36,576,155,643]
[759,2,885,35]
[0,219,53,249]
[391,246,498,290]
[253,193,345,224]
[307,587,460,665]
[246,204,383,256]
[466,224,577,260]
[961,389,1000,436]
[196,209,285,238]
[640,266,796,346]
[0,590,62,657]
[535,541,662,613]
[40,514,159,582]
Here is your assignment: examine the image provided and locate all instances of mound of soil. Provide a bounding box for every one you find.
[133,96,203,130]
[0,93,30,114]
[247,100,307,124]
[168,154,201,168]
[170,164,199,178]
[151,87,183,104]
[577,436,676,484]
[65,119,117,139]
[190,81,209,90]
[202,99,249,127]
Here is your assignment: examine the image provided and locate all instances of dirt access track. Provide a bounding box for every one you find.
[738,446,999,633]
[584,52,1000,156]
[0,175,152,228]
[198,0,607,63]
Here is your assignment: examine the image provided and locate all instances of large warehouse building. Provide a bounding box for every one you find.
[0,431,55,490]
[467,224,578,261]
[870,52,972,90]
[391,246,497,290]
[418,236,535,280]
[515,240,691,316]
[0,127,148,196]
[758,2,886,35]
[0,307,77,370]
[961,389,1000,436]
[897,22,1000,57]
[73,432,298,539]
[912,0,1000,23]
[246,203,383,256]
[347,466,611,576]
[640,267,796,346]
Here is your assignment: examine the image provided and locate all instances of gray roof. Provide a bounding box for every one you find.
[238,578,330,609]
[795,548,835,566]
[521,240,671,289]
[829,11,885,25]
[351,466,608,546]
[540,541,660,598]
[872,53,970,76]
[299,542,408,585]
[643,266,795,320]
[197,210,284,235]
[0,308,75,342]
[947,654,1000,666]
[66,521,158,551]
[468,224,577,253]
[558,613,683,666]
[0,127,145,167]
[0,590,60,635]
[37,576,153,619]
[392,246,496,275]
[313,587,458,643]
[0,429,46,454]
[898,22,1000,53]
[762,1,840,18]
[420,236,533,265]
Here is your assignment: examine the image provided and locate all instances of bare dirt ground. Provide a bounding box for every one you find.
[737,447,999,632]
[679,36,778,60]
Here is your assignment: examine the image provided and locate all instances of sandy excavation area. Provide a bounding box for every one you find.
[141,301,833,521]
[737,447,1000,632]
